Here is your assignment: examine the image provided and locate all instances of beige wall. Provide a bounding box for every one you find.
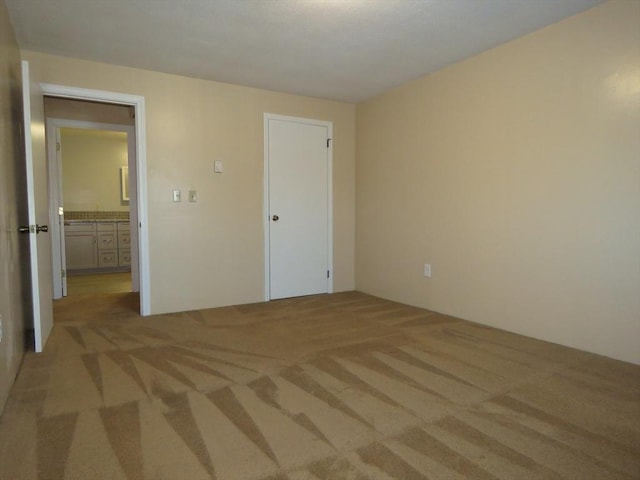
[24,51,356,314]
[0,0,29,412]
[16,1,637,365]
[61,128,129,212]
[356,0,640,364]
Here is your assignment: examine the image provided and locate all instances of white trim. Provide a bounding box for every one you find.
[263,115,271,301]
[46,121,63,298]
[327,122,333,295]
[41,84,143,107]
[41,84,151,315]
[263,113,334,301]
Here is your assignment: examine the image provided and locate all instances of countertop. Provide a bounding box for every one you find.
[64,219,130,225]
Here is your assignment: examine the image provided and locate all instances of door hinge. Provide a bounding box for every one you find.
[56,142,61,152]
[327,270,330,279]
[327,138,331,148]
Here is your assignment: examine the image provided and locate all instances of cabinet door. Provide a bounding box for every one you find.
[65,233,98,269]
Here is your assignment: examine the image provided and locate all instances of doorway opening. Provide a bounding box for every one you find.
[40,86,150,316]
[46,116,139,299]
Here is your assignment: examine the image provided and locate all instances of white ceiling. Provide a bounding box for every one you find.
[6,0,605,103]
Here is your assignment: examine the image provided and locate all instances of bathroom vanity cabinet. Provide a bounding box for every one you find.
[65,221,131,272]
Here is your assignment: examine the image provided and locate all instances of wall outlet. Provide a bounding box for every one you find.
[423,263,432,278]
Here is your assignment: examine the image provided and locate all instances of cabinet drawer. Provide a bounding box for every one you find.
[98,250,118,267]
[65,222,96,233]
[98,232,117,250]
[118,249,132,266]
[97,222,116,232]
[118,232,131,248]
[65,232,98,269]
[117,222,130,232]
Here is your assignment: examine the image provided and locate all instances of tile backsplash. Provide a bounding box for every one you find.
[65,211,129,221]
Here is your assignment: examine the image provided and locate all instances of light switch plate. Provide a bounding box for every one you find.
[172,189,181,202]
[423,263,432,278]
[214,161,223,173]
[188,190,197,202]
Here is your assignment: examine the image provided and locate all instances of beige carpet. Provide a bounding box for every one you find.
[1,291,638,479]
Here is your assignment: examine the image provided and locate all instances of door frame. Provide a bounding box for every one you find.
[41,83,151,315]
[46,119,138,299]
[263,113,333,301]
